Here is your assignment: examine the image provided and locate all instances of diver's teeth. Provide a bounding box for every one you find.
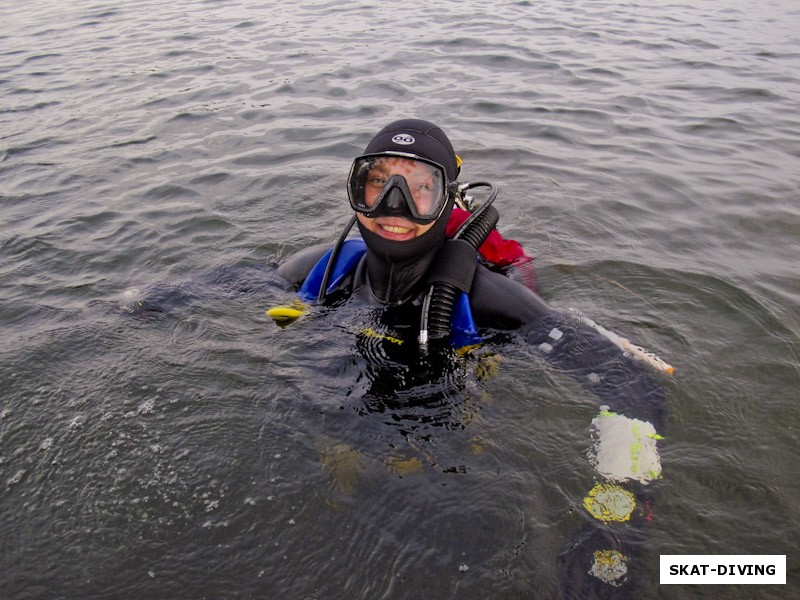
[383,225,410,234]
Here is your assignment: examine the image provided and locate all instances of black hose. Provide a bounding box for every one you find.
[459,204,500,249]
[318,215,357,303]
[420,183,499,345]
[424,282,459,342]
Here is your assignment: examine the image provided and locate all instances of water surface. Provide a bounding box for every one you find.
[2,1,799,598]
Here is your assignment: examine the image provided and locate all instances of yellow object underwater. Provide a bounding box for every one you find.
[267,306,304,320]
[318,441,365,496]
[266,300,308,325]
[361,327,404,345]
[583,482,636,523]
[590,549,628,585]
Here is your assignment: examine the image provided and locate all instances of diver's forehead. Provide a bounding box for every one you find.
[370,157,435,176]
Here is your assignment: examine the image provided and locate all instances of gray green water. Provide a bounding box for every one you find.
[2,0,799,598]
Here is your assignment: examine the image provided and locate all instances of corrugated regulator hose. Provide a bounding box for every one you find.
[420,182,498,346]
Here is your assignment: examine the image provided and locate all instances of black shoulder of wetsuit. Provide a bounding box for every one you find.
[468,264,667,428]
[277,243,330,288]
[469,263,551,329]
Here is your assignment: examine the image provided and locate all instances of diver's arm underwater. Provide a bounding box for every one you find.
[470,265,667,426]
[468,264,668,594]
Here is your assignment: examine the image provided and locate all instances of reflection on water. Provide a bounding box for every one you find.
[1,0,799,598]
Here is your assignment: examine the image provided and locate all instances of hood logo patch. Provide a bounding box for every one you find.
[392,133,415,145]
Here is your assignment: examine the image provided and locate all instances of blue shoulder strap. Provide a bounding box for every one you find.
[299,239,367,301]
[299,238,481,347]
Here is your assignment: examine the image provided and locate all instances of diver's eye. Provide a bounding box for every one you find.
[367,173,387,186]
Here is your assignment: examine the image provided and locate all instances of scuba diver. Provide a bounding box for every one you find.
[277,118,668,406]
[273,119,671,596]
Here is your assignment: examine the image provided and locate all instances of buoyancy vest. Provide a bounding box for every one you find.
[298,239,481,349]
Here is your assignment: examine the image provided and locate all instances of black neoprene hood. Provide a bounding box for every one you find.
[354,118,458,306]
[362,118,459,182]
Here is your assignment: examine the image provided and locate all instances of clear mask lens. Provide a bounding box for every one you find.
[348,154,449,224]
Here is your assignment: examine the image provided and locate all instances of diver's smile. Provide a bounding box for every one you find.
[356,214,435,241]
[376,219,414,239]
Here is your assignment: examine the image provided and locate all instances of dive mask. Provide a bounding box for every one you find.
[347,152,455,224]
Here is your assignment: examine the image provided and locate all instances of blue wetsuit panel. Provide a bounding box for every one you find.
[450,291,482,348]
[297,239,481,348]
[299,239,367,301]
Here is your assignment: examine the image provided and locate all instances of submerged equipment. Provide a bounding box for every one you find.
[589,407,663,483]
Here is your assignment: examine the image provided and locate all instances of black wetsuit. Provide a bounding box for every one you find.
[278,241,667,429]
[279,238,668,598]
